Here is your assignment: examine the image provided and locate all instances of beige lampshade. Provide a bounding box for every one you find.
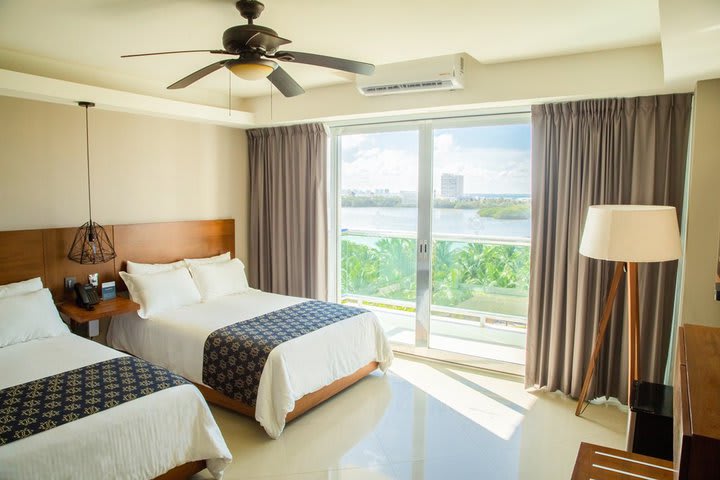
[579,205,682,262]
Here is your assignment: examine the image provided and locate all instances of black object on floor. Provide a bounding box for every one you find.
[628,380,673,461]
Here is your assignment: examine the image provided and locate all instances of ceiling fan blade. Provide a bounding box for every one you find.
[267,66,305,97]
[167,60,227,89]
[273,51,375,75]
[122,49,230,58]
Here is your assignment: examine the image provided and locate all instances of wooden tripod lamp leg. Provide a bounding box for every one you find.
[575,262,625,416]
[626,261,640,404]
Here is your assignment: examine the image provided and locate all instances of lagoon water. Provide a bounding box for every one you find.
[341,207,531,239]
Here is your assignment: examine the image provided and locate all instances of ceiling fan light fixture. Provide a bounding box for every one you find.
[226,59,276,80]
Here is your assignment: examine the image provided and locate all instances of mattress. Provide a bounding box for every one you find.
[0,333,232,480]
[107,290,393,438]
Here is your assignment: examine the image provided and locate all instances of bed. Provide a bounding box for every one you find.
[0,277,232,480]
[108,280,394,439]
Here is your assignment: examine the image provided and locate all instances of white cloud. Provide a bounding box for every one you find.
[339,129,530,195]
[340,133,370,152]
[342,146,418,192]
[434,133,454,153]
[434,146,530,194]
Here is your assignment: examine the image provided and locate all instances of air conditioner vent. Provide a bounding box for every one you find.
[357,54,465,96]
[360,79,455,95]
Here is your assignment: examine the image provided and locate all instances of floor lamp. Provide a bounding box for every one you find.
[574,205,681,416]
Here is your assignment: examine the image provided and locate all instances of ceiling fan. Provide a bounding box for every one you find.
[122,0,375,97]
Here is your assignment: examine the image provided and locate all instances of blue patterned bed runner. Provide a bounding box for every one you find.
[0,356,188,446]
[202,300,368,407]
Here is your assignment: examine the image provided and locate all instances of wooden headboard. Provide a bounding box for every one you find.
[0,230,45,286]
[0,219,235,299]
[113,220,234,291]
[114,220,234,272]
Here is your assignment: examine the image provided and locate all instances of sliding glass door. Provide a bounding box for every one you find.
[429,119,530,365]
[333,114,530,371]
[335,126,420,345]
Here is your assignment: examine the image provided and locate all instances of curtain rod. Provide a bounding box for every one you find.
[328,108,531,129]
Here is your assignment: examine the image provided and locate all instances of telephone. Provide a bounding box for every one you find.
[74,283,100,310]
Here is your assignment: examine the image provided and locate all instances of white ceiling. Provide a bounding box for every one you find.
[0,0,720,119]
[0,0,662,103]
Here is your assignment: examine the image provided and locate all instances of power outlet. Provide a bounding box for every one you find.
[64,277,77,290]
[88,320,100,338]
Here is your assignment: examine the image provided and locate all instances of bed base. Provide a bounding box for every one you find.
[154,460,206,480]
[194,361,379,423]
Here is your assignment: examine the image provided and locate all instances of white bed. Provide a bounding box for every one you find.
[0,278,232,480]
[0,333,232,479]
[108,289,393,438]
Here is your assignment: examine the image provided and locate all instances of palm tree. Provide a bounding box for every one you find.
[375,237,416,300]
[457,242,488,286]
[340,240,380,295]
[431,241,470,306]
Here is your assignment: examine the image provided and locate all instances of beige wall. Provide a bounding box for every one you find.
[677,78,720,326]
[246,45,682,125]
[0,96,250,263]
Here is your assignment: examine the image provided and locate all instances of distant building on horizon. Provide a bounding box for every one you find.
[440,173,464,198]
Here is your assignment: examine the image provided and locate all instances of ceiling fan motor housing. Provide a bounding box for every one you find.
[223,25,281,54]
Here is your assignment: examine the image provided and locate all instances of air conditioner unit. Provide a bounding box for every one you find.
[357,54,465,96]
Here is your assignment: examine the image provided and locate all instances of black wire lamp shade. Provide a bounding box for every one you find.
[67,101,117,265]
[68,221,116,264]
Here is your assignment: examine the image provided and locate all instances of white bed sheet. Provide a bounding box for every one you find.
[107,290,393,438]
[0,333,232,480]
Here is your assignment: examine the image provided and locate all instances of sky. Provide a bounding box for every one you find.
[340,123,531,195]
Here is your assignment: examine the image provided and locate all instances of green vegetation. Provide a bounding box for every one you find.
[341,195,530,220]
[341,236,530,313]
[341,195,402,207]
[476,202,530,220]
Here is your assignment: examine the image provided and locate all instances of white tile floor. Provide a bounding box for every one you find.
[194,355,627,480]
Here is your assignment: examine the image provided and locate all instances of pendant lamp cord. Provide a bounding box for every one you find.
[84,104,93,225]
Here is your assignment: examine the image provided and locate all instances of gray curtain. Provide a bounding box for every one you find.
[248,123,328,300]
[526,94,692,402]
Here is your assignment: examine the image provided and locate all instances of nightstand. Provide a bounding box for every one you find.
[58,296,139,338]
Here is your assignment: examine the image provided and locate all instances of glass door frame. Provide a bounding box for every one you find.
[331,122,424,347]
[330,112,531,376]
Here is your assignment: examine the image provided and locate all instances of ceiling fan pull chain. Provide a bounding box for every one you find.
[228,70,232,117]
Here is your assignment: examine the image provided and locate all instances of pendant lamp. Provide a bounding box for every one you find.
[67,101,116,265]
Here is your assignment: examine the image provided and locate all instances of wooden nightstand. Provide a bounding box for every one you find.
[58,296,139,338]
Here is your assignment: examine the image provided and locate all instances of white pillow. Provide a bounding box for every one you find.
[184,252,231,268]
[0,288,69,348]
[127,259,186,275]
[119,268,201,319]
[189,259,250,302]
[0,277,44,299]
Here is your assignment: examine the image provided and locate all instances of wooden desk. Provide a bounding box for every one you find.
[571,442,674,480]
[58,296,139,337]
[573,325,720,480]
[674,325,720,479]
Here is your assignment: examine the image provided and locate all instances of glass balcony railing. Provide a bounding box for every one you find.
[339,229,529,364]
[340,229,529,320]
